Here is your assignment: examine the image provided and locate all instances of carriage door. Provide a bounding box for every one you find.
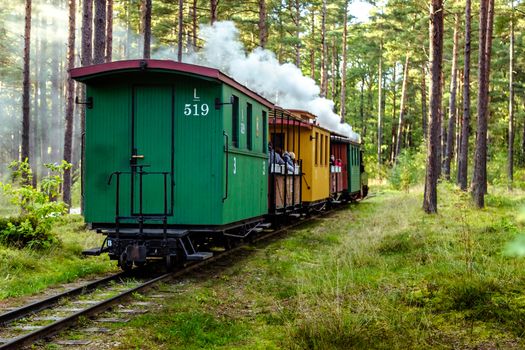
[131,86,174,216]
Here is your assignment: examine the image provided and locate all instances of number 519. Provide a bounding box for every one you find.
[184,103,209,116]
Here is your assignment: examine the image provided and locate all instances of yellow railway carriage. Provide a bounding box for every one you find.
[270,109,331,206]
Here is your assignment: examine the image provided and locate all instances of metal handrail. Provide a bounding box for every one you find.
[223,131,229,202]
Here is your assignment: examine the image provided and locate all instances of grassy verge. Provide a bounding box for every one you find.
[109,184,525,349]
[0,215,117,299]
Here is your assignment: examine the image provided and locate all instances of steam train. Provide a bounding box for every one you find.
[71,59,368,270]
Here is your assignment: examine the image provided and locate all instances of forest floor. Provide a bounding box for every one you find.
[0,215,117,301]
[50,183,525,350]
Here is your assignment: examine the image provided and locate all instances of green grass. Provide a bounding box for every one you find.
[0,190,16,217]
[110,184,525,349]
[0,215,117,299]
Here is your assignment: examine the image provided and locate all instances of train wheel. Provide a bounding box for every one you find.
[119,253,133,272]
[165,255,175,272]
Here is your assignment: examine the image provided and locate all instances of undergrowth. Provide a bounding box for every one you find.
[108,184,525,349]
[0,215,116,299]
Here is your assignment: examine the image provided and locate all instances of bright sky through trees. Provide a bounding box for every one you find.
[349,1,374,23]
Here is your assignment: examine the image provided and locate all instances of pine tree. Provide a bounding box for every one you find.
[21,0,32,167]
[423,0,444,214]
[457,0,471,191]
[93,0,106,64]
[63,0,76,208]
[444,13,460,179]
[472,0,495,208]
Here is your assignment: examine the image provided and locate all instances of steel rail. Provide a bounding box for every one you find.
[0,272,126,326]
[0,207,344,349]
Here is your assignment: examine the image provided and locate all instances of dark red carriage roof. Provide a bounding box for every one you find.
[69,59,275,109]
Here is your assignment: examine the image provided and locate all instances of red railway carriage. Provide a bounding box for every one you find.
[330,135,350,198]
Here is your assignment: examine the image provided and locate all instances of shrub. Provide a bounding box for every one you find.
[0,160,70,250]
[389,148,426,191]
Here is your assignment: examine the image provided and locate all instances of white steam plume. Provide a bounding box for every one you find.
[183,21,360,142]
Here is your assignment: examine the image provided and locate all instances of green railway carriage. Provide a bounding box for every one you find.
[71,59,272,267]
[347,142,368,199]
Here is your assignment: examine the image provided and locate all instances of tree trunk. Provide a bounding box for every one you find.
[31,38,39,187]
[439,71,445,177]
[142,0,152,59]
[192,0,197,48]
[320,0,327,97]
[395,54,410,160]
[423,0,444,214]
[177,0,183,61]
[458,0,471,190]
[456,69,463,171]
[80,0,93,213]
[421,66,428,139]
[360,76,364,135]
[390,64,397,163]
[105,0,113,62]
[210,0,218,24]
[471,0,494,208]
[81,0,93,65]
[508,0,514,190]
[444,13,460,180]
[377,40,383,164]
[93,0,106,64]
[63,0,76,208]
[294,0,301,67]
[339,1,348,123]
[310,9,315,80]
[331,38,337,101]
[21,0,32,167]
[258,0,267,48]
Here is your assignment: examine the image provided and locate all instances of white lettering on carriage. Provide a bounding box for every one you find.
[184,103,209,116]
[193,88,200,101]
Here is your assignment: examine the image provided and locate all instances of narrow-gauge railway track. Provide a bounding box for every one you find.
[0,272,127,326]
[0,207,345,349]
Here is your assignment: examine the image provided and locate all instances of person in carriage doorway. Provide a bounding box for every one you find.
[269,142,285,165]
[282,151,295,174]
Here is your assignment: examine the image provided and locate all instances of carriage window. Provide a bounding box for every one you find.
[246,103,252,150]
[320,134,324,166]
[232,95,239,148]
[262,111,267,153]
[315,132,319,165]
[325,135,329,166]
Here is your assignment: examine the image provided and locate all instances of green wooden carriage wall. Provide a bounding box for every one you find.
[71,60,272,229]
